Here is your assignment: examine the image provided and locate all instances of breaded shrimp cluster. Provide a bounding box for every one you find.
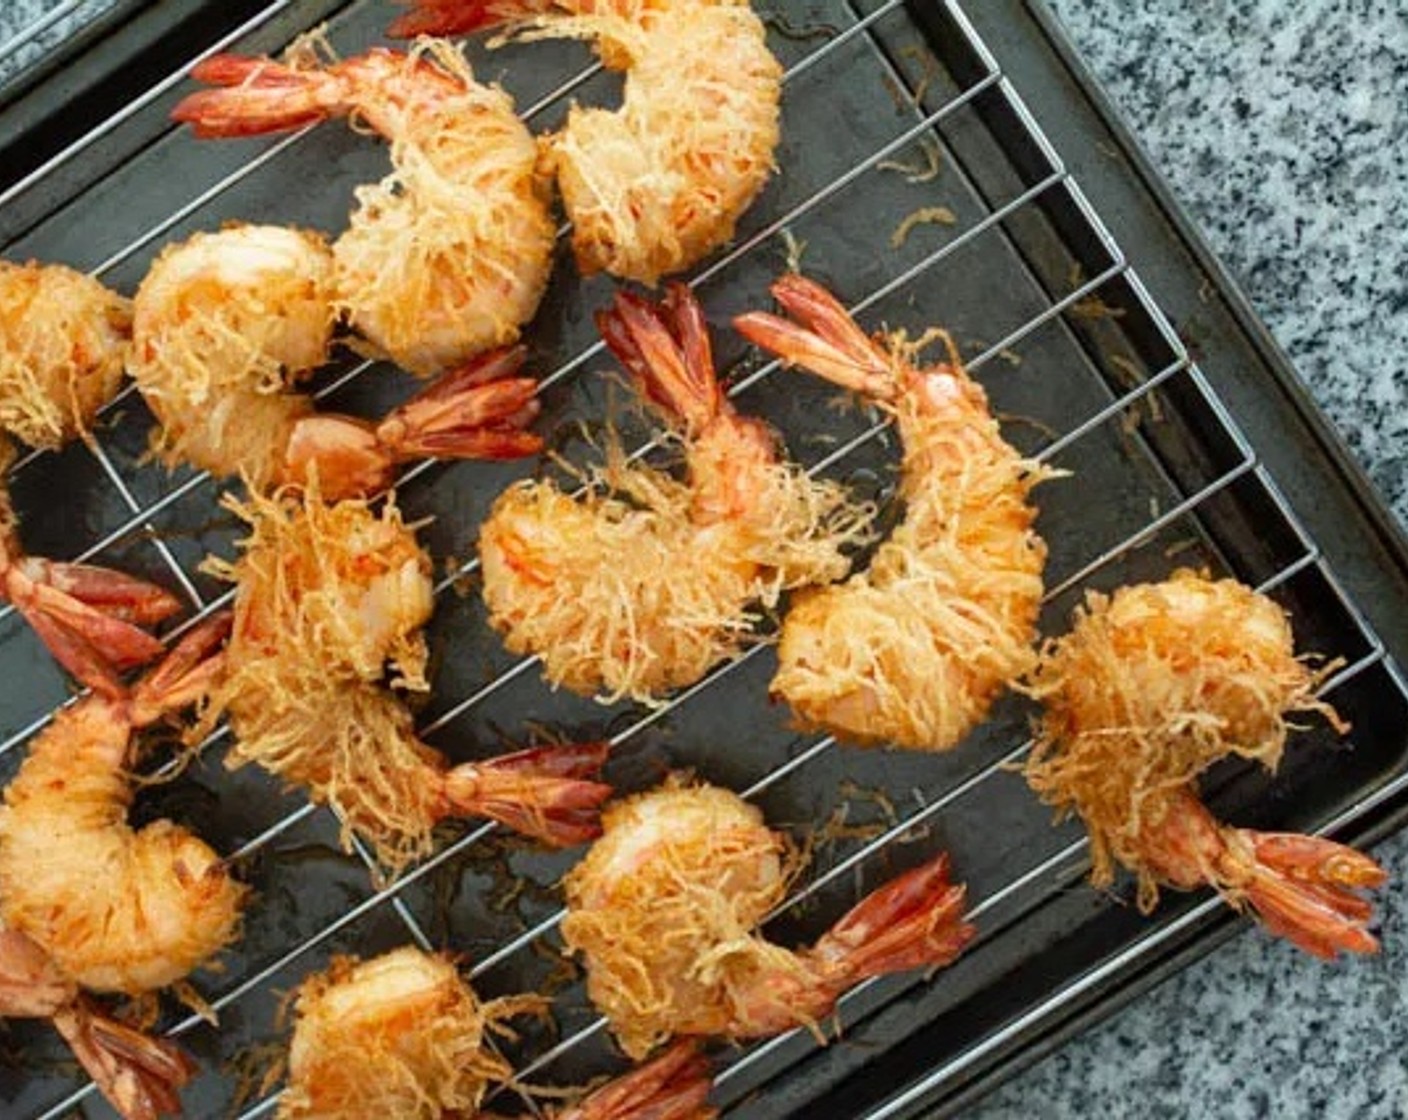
[172,37,556,376]
[201,485,610,874]
[391,0,782,285]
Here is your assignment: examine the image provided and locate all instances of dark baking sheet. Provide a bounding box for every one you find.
[0,0,1405,1117]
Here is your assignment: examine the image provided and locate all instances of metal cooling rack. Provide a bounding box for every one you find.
[2,0,1406,1117]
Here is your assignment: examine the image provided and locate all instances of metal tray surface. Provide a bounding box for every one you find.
[1,1,1406,1117]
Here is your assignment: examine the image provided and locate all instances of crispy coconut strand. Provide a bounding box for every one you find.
[562,782,805,1058]
[227,676,446,873]
[280,947,527,1120]
[0,261,130,450]
[208,485,433,690]
[480,433,873,705]
[1024,569,1347,909]
[200,485,440,871]
[775,375,1052,748]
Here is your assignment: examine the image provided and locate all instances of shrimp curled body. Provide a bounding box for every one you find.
[0,616,245,995]
[279,945,717,1120]
[0,260,129,450]
[735,274,1052,751]
[479,284,873,704]
[1025,570,1387,959]
[563,780,975,1058]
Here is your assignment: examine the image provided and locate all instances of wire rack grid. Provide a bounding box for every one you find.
[0,0,1405,1118]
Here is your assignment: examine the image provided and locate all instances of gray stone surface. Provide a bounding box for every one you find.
[0,1,1404,1117]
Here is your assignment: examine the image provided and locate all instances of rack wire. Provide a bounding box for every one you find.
[2,0,1405,1117]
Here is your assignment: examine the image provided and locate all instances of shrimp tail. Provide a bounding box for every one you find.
[52,998,194,1120]
[172,54,344,138]
[128,610,233,726]
[807,852,976,982]
[387,0,554,38]
[282,347,543,500]
[15,558,183,627]
[596,283,723,435]
[374,344,545,460]
[553,1041,717,1120]
[2,560,176,698]
[440,740,612,848]
[734,274,896,398]
[1237,830,1387,959]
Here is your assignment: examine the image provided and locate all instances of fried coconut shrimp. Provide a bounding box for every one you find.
[0,260,129,449]
[279,946,715,1120]
[0,261,183,694]
[735,274,1051,751]
[200,484,611,874]
[562,781,975,1059]
[172,38,555,376]
[0,926,195,1120]
[391,0,781,285]
[479,284,873,704]
[0,613,245,995]
[1025,570,1387,959]
[130,224,543,498]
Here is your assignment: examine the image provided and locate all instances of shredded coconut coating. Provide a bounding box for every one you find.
[130,225,335,488]
[562,782,805,1058]
[524,3,780,284]
[318,40,556,375]
[280,947,516,1120]
[1024,569,1345,906]
[200,487,444,871]
[775,356,1051,751]
[0,261,129,450]
[0,700,246,995]
[479,427,874,705]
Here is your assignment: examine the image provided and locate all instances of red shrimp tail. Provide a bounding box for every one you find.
[734,275,896,398]
[388,0,553,38]
[374,345,545,462]
[596,284,724,436]
[1238,830,1387,959]
[172,54,343,138]
[53,999,194,1120]
[440,741,612,848]
[809,852,977,982]
[129,611,233,726]
[555,1042,718,1120]
[16,558,182,627]
[3,562,177,697]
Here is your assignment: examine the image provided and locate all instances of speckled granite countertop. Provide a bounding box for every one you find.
[1,0,1405,1117]
[973,2,1408,1118]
